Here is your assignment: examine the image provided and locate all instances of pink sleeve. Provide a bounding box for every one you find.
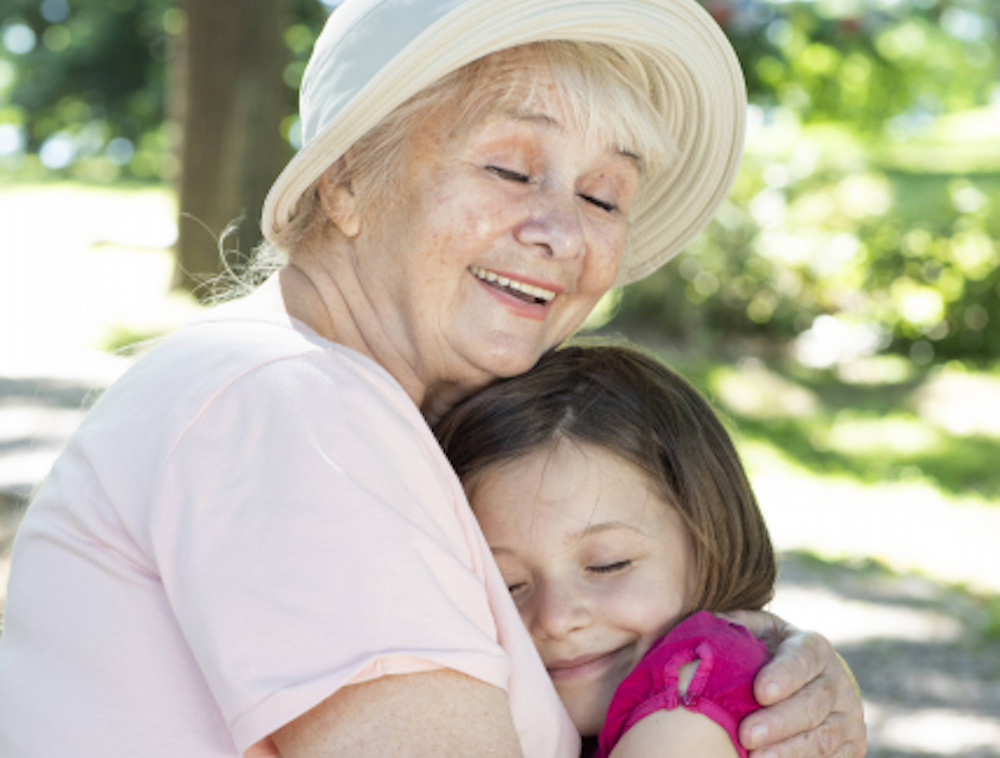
[596,611,771,758]
[152,352,511,754]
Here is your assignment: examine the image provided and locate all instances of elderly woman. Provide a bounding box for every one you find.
[0,0,865,756]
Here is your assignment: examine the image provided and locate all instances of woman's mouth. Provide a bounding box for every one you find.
[545,649,623,682]
[469,265,557,305]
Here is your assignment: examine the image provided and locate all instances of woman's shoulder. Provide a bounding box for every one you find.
[122,296,400,407]
[76,295,426,468]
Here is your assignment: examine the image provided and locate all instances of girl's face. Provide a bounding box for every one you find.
[469,437,693,736]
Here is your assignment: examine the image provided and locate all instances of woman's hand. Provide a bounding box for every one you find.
[722,610,867,758]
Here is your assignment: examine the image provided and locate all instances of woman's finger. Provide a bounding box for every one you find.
[727,610,867,757]
[745,713,867,758]
[719,609,791,655]
[740,673,836,749]
[754,628,832,706]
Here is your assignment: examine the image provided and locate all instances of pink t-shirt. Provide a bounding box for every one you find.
[0,295,578,757]
[596,611,770,758]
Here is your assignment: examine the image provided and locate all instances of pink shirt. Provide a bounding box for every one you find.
[0,295,578,757]
[597,611,770,758]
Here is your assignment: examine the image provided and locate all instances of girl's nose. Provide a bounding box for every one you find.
[513,190,585,260]
[529,579,590,641]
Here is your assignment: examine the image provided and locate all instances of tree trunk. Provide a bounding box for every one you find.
[172,0,293,295]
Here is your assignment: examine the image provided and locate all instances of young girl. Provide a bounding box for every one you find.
[435,344,776,758]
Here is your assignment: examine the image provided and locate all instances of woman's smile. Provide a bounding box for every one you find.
[469,265,560,321]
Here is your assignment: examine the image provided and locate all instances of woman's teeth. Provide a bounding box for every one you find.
[469,266,556,304]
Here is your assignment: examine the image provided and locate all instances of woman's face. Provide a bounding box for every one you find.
[469,438,693,736]
[345,65,641,401]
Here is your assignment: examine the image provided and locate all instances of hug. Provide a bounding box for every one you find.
[0,0,866,755]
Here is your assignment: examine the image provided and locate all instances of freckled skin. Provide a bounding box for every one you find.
[339,61,641,413]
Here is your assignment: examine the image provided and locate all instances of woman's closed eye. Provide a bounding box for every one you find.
[487,165,531,183]
[579,193,618,213]
[487,166,618,212]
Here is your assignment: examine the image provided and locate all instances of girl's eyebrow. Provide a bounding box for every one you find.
[570,520,645,541]
[487,521,644,557]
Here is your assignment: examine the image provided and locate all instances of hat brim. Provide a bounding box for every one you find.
[262,0,746,286]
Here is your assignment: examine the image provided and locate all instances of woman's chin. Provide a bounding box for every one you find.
[459,336,553,382]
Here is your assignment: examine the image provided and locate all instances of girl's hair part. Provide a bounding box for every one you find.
[435,343,775,614]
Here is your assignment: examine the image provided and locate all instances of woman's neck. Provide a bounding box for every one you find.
[277,240,496,424]
[278,259,462,419]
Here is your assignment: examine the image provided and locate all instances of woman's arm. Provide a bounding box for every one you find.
[725,612,867,758]
[274,669,525,757]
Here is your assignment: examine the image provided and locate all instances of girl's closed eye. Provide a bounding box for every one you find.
[587,559,632,575]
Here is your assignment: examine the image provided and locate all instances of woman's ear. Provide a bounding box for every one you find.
[318,161,362,238]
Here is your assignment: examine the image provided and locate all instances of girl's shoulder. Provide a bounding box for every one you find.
[597,612,771,758]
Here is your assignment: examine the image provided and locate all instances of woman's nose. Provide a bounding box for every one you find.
[514,190,585,260]
[529,580,590,640]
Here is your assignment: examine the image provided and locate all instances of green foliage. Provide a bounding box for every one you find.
[616,0,1000,365]
[3,0,999,361]
[0,0,175,180]
[981,596,1000,642]
[0,0,330,181]
[650,349,1000,500]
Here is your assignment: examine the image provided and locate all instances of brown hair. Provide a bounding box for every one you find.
[435,343,775,614]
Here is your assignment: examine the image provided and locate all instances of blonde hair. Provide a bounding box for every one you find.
[265,40,675,260]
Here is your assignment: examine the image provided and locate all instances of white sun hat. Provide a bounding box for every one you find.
[262,0,746,286]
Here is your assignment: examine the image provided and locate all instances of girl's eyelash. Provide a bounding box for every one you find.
[588,560,632,574]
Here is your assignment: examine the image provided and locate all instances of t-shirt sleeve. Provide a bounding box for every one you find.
[149,352,510,754]
[596,611,771,758]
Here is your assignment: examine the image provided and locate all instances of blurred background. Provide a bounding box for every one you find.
[1,0,998,754]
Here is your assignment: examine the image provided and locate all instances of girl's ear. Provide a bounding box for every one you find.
[318,160,362,238]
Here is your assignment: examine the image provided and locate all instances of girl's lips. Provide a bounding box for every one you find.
[546,648,623,682]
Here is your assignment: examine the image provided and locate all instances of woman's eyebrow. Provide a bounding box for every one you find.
[500,109,644,168]
[503,108,562,129]
[619,150,644,173]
